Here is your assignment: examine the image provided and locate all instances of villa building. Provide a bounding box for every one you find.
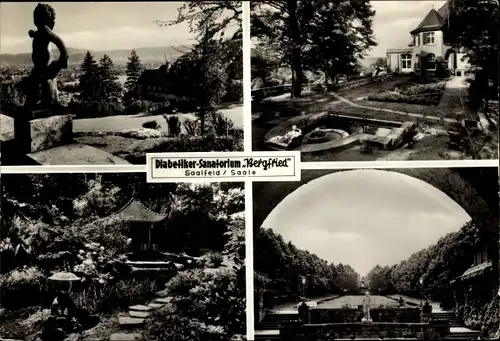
[386,1,471,76]
[136,62,176,101]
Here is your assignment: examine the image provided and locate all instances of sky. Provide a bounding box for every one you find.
[0,2,198,54]
[368,0,447,57]
[262,169,471,277]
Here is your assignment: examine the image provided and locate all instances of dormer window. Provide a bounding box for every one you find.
[414,34,420,47]
[424,32,435,45]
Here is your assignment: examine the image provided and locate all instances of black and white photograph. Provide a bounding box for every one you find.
[251,0,499,162]
[0,1,243,166]
[0,173,246,341]
[252,167,499,340]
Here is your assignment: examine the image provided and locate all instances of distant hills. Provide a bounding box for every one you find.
[0,45,193,66]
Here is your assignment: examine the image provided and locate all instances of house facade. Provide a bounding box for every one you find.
[387,2,471,77]
[136,62,177,101]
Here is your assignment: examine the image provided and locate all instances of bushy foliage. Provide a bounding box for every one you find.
[71,278,160,315]
[145,135,243,154]
[367,82,446,105]
[254,227,359,297]
[0,266,50,309]
[183,118,201,136]
[165,115,181,136]
[205,252,224,268]
[142,120,161,130]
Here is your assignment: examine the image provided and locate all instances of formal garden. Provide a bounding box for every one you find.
[0,174,246,341]
[250,0,499,162]
[252,168,499,340]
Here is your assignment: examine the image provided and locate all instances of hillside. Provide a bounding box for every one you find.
[0,45,193,66]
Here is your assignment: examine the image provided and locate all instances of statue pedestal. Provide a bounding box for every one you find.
[14,110,73,153]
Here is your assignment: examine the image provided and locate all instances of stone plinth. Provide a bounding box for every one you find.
[309,307,421,324]
[281,321,450,340]
[14,113,73,153]
[26,143,131,165]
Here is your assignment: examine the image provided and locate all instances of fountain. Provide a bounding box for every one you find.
[279,291,451,340]
[267,125,303,149]
[265,111,418,154]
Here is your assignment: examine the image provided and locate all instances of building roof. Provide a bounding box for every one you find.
[111,198,167,223]
[458,261,492,281]
[137,64,173,87]
[410,8,446,34]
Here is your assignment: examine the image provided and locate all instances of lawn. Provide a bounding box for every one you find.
[319,295,398,309]
[74,104,243,134]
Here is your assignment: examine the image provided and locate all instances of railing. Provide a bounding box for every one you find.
[140,243,159,251]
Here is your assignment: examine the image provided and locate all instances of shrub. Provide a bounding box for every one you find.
[125,100,151,115]
[183,118,200,136]
[71,278,161,315]
[224,80,243,102]
[0,266,50,310]
[142,120,160,129]
[147,312,225,341]
[176,97,196,113]
[206,252,224,268]
[165,269,208,297]
[120,128,162,139]
[149,135,242,153]
[165,115,181,136]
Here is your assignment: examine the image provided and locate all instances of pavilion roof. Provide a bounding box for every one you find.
[111,198,167,223]
[458,261,492,281]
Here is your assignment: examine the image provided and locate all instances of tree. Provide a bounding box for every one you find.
[124,50,143,101]
[78,51,100,102]
[444,0,499,87]
[306,1,376,85]
[168,40,227,134]
[157,1,243,41]
[252,0,376,96]
[97,54,122,102]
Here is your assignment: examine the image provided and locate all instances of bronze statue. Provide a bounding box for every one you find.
[25,3,68,109]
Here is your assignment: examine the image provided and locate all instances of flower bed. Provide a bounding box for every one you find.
[368,82,446,105]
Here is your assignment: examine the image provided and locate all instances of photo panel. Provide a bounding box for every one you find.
[252,167,499,340]
[250,0,499,162]
[0,1,243,166]
[0,172,246,340]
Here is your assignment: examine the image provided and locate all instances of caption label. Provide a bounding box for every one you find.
[147,152,300,182]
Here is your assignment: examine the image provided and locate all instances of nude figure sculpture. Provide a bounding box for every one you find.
[25,3,69,109]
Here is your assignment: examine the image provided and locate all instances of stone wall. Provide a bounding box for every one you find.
[309,307,421,324]
[280,322,449,340]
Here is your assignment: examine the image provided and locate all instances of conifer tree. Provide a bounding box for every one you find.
[97,54,122,102]
[125,49,143,100]
[78,51,99,102]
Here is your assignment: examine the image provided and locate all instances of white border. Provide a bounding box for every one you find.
[0,165,146,174]
[245,180,255,340]
[243,0,252,153]
[302,159,499,170]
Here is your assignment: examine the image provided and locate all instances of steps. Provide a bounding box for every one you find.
[257,311,299,330]
[432,311,462,327]
[109,296,174,341]
[444,331,481,340]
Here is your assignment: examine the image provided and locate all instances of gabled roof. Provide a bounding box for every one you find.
[111,198,167,223]
[437,1,450,19]
[137,64,173,87]
[410,8,446,34]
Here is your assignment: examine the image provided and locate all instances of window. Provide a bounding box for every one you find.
[424,32,435,45]
[414,34,420,47]
[427,53,436,70]
[401,54,412,69]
